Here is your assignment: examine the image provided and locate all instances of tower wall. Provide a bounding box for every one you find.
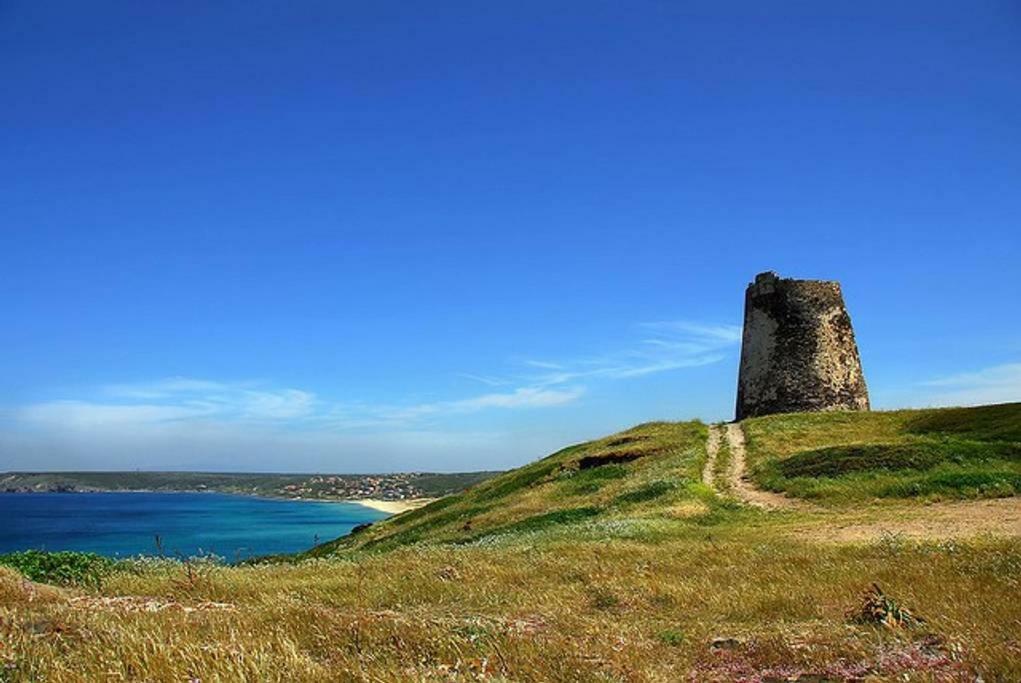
[735,272,870,420]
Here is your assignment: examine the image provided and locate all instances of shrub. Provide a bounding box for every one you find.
[0,550,115,588]
[847,584,924,629]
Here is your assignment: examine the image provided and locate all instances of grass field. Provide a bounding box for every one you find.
[1,403,1019,681]
[742,403,1021,503]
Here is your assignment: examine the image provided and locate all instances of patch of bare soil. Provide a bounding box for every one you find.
[725,422,809,510]
[794,497,1021,543]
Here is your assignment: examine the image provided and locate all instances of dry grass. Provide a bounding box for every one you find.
[313,421,712,554]
[3,532,1019,681]
[4,408,1021,680]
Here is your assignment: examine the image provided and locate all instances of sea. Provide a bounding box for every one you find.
[0,492,390,560]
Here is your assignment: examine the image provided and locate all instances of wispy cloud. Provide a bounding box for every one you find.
[12,373,586,436]
[518,320,741,387]
[318,385,585,430]
[97,377,317,421]
[456,373,511,387]
[917,362,1021,407]
[638,321,743,345]
[2,319,740,470]
[414,386,583,415]
[18,401,206,429]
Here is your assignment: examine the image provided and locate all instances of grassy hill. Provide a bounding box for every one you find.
[310,420,718,555]
[742,402,1021,502]
[2,404,1019,681]
[314,403,1021,555]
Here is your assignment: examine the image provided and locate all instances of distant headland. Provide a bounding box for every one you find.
[0,470,498,511]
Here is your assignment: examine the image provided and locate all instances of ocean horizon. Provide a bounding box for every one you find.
[0,491,389,560]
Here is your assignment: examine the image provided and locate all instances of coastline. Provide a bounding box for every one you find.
[348,498,435,514]
[0,489,438,513]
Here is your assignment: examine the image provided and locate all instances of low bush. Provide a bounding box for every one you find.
[0,550,115,588]
[847,583,924,629]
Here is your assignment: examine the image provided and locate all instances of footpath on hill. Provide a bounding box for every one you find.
[705,423,806,510]
[704,422,1021,540]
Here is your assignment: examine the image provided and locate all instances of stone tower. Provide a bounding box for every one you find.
[735,271,869,420]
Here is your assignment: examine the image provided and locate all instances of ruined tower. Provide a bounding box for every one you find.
[735,271,869,420]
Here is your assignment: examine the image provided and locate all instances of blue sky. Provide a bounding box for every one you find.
[2,1,1020,472]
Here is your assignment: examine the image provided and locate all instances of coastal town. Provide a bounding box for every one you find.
[276,473,423,501]
[0,471,498,504]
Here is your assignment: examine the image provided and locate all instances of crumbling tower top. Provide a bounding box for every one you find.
[735,271,869,420]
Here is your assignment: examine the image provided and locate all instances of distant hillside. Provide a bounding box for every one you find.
[0,470,500,501]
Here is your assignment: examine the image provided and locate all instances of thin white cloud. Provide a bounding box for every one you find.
[322,386,585,429]
[103,377,237,399]
[441,386,584,412]
[18,401,207,429]
[522,360,565,370]
[521,319,740,386]
[98,379,317,422]
[11,373,584,440]
[638,321,743,344]
[917,362,1021,407]
[239,389,316,420]
[2,319,739,470]
[456,373,510,387]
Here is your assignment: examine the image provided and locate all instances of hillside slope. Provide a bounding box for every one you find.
[313,403,1021,557]
[742,402,1021,502]
[311,420,716,555]
[3,404,1020,681]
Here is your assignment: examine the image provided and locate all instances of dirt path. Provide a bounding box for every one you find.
[724,422,808,510]
[702,425,721,487]
[706,422,1021,539]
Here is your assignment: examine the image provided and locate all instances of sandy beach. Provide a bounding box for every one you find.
[350,498,434,514]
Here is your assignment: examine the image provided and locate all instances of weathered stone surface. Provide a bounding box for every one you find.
[735,271,869,420]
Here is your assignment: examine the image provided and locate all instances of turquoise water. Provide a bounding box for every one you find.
[0,492,389,560]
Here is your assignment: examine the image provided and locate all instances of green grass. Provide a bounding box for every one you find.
[462,506,601,542]
[712,424,734,496]
[613,480,677,505]
[906,402,1021,442]
[743,402,1021,503]
[323,420,709,554]
[555,463,628,496]
[0,550,115,588]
